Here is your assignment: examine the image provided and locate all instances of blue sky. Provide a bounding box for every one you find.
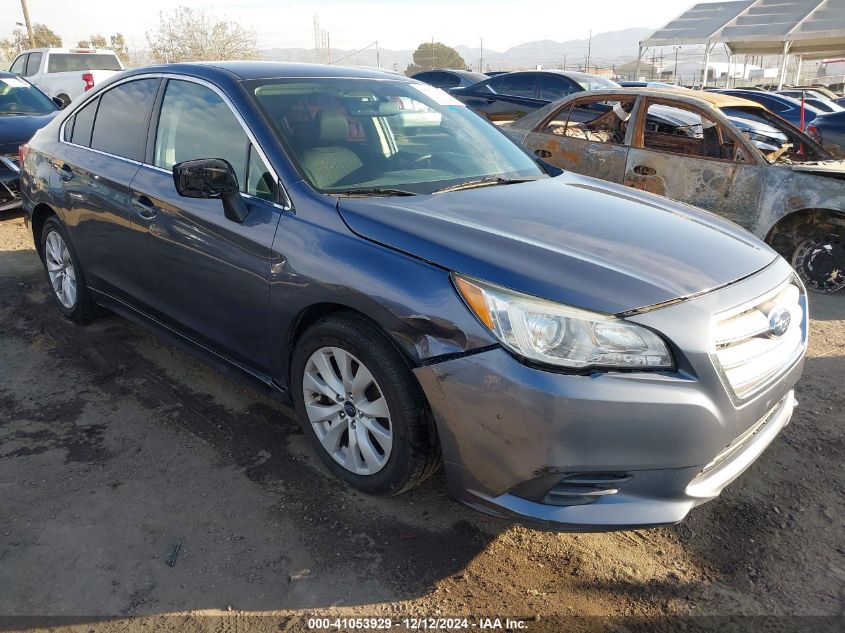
[11,0,694,52]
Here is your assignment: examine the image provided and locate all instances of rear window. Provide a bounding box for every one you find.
[47,54,122,73]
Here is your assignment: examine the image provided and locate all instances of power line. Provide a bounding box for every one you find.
[330,41,378,65]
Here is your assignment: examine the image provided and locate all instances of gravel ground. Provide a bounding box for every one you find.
[0,209,843,632]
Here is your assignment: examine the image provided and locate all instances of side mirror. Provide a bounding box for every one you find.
[172,158,248,223]
[52,97,65,109]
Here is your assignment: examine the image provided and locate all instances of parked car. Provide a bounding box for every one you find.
[409,69,488,91]
[8,48,124,108]
[451,70,619,122]
[504,87,845,293]
[21,63,807,531]
[0,72,59,212]
[715,89,825,128]
[619,81,677,88]
[776,90,844,114]
[806,110,845,155]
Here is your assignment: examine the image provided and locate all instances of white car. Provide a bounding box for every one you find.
[8,48,124,108]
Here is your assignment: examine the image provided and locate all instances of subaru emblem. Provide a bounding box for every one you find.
[767,307,791,338]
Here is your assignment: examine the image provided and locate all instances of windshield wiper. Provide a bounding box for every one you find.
[433,177,536,194]
[330,187,417,197]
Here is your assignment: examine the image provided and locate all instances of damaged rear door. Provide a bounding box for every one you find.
[522,95,636,184]
[624,98,764,230]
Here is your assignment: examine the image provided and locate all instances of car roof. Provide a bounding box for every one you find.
[132,61,414,82]
[15,48,119,55]
[498,69,608,80]
[571,87,765,109]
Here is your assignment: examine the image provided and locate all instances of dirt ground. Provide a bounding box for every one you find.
[0,209,843,632]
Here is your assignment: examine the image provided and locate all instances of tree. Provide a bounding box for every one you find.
[77,33,130,64]
[1,23,62,60]
[405,42,467,76]
[146,6,260,63]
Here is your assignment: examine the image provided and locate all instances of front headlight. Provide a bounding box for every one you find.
[454,275,673,370]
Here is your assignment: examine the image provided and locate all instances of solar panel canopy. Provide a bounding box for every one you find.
[642,0,845,59]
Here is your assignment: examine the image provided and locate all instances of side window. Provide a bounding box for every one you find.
[437,73,460,89]
[70,97,98,147]
[246,145,276,201]
[499,74,535,98]
[643,102,738,161]
[487,77,503,94]
[543,98,634,145]
[90,79,159,160]
[154,80,249,190]
[9,54,27,75]
[538,75,577,101]
[24,52,42,77]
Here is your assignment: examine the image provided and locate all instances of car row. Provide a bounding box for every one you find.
[19,62,807,531]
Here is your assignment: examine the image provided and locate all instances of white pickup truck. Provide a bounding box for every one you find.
[8,48,124,108]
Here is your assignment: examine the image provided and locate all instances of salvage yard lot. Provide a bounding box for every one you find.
[0,209,843,629]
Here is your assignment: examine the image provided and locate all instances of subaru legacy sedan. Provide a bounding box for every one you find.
[20,63,807,530]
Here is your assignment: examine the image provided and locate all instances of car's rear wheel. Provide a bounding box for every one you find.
[791,231,845,293]
[291,314,440,495]
[41,216,96,322]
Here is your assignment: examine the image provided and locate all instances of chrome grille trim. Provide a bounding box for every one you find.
[711,277,808,401]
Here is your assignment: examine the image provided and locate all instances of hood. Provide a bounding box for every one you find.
[0,112,58,155]
[788,160,845,179]
[337,173,778,314]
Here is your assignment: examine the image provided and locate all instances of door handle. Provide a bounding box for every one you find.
[534,149,553,158]
[485,98,496,104]
[633,165,657,176]
[132,195,158,219]
[52,162,74,181]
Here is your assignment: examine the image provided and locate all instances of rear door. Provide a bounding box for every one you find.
[56,77,160,296]
[126,78,285,371]
[624,98,764,230]
[522,94,636,183]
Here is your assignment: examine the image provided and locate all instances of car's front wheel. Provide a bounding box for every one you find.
[41,216,96,322]
[291,314,440,495]
[791,230,845,293]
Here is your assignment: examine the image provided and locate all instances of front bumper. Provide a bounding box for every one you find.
[414,258,805,531]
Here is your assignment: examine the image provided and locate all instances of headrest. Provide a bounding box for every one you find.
[314,110,349,143]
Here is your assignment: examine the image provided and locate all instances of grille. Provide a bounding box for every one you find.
[712,279,807,400]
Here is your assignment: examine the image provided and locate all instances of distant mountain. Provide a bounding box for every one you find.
[262,27,654,74]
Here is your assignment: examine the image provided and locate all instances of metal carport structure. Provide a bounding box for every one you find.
[638,0,845,88]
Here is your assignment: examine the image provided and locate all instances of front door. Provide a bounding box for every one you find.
[624,99,764,230]
[126,78,284,372]
[522,96,636,184]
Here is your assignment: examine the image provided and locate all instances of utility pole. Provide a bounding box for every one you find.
[20,0,35,48]
[585,29,592,72]
[430,36,435,70]
[674,46,681,85]
[479,37,483,73]
[376,40,380,68]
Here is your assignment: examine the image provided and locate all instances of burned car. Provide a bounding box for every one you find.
[504,88,845,293]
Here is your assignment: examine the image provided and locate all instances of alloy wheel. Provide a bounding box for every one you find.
[44,230,77,309]
[302,346,393,476]
[792,234,845,293]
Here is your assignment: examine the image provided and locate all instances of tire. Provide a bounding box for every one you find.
[40,216,97,322]
[790,230,845,294]
[291,313,440,495]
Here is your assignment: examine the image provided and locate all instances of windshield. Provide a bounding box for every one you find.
[246,77,544,194]
[0,77,57,116]
[720,105,831,164]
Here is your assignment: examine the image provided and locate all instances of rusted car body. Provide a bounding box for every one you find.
[503,88,845,292]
